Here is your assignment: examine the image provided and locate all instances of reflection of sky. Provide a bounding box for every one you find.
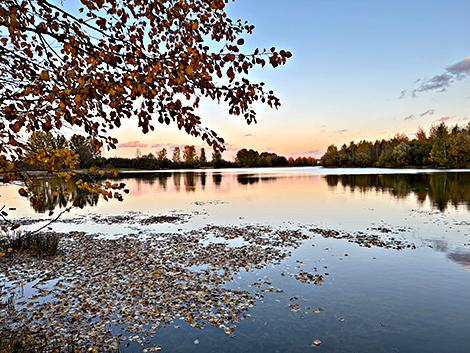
[423,238,470,272]
[4,169,470,248]
[3,169,470,351]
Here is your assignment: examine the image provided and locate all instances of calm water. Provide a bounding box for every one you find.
[2,167,470,352]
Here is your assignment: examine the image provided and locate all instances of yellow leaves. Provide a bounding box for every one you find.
[18,188,29,197]
[0,0,292,217]
[185,65,194,76]
[11,122,21,133]
[39,70,49,80]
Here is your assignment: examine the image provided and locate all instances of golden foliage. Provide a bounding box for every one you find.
[0,0,290,223]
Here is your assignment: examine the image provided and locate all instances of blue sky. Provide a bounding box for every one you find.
[111,0,470,160]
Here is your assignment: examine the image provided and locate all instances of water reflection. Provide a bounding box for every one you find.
[424,238,470,272]
[237,174,259,185]
[325,172,470,211]
[27,177,99,213]
[17,171,470,214]
[212,172,222,186]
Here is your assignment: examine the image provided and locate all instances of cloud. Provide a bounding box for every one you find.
[437,116,452,122]
[419,109,435,117]
[415,73,453,93]
[117,141,148,148]
[406,56,470,96]
[336,129,348,134]
[404,114,415,121]
[221,142,237,152]
[447,56,470,76]
[303,149,323,157]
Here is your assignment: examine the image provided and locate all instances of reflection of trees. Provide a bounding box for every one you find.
[173,172,181,192]
[28,177,99,213]
[200,171,206,189]
[325,173,470,211]
[212,172,222,186]
[237,174,260,185]
[184,172,196,192]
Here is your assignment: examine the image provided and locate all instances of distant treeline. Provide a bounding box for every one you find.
[96,147,317,170]
[24,132,317,170]
[320,122,470,169]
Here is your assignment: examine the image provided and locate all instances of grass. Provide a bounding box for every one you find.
[0,326,46,353]
[0,231,61,258]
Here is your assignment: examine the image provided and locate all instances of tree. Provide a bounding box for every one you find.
[24,131,78,174]
[69,134,101,168]
[430,123,452,168]
[390,142,411,167]
[352,152,372,167]
[172,147,182,164]
[211,149,223,167]
[0,0,291,220]
[28,131,68,151]
[235,148,259,167]
[448,125,470,168]
[408,140,432,166]
[157,148,167,162]
[415,126,428,143]
[199,148,207,166]
[320,145,340,167]
[183,145,197,166]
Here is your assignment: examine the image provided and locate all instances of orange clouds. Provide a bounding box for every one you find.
[437,116,452,122]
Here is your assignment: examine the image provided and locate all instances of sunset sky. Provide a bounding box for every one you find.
[107,0,470,160]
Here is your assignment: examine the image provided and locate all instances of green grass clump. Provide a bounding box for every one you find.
[0,231,61,258]
[0,326,45,353]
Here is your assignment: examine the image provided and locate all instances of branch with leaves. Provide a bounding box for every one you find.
[1,0,291,227]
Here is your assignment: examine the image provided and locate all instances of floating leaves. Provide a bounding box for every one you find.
[0,224,308,350]
[308,227,416,250]
[0,219,419,351]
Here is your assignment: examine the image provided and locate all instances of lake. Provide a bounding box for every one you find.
[1,167,470,352]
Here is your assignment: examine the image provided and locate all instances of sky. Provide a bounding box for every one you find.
[106,0,470,160]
